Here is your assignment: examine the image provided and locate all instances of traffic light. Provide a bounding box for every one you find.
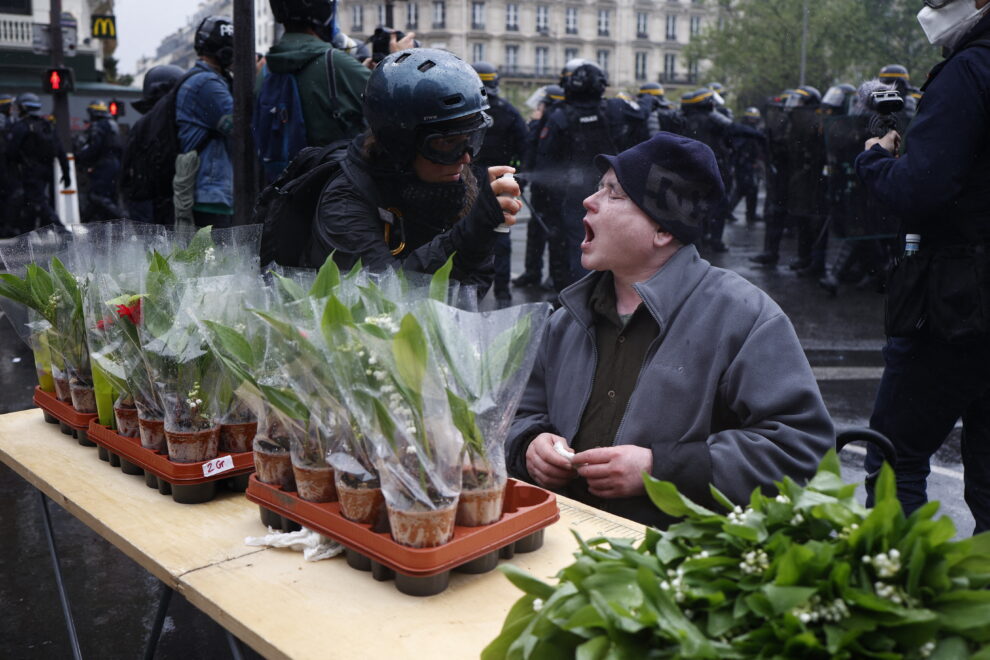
[108,99,124,118]
[42,67,74,94]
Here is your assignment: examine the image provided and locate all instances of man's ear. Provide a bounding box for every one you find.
[653,229,676,248]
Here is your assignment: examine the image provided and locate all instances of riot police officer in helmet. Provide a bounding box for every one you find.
[77,100,124,223]
[6,93,70,233]
[308,48,520,288]
[679,87,732,251]
[532,58,648,291]
[472,61,527,307]
[726,107,766,225]
[0,94,16,237]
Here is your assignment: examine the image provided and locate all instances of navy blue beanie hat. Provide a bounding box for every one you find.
[594,132,725,245]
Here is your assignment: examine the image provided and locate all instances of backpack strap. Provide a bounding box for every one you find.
[324,48,341,120]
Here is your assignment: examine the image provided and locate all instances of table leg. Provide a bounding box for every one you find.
[143,580,173,660]
[39,491,83,660]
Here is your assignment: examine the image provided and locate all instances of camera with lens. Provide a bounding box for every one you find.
[370,27,404,63]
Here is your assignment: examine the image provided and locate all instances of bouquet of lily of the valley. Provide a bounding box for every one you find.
[419,296,550,526]
[485,453,990,660]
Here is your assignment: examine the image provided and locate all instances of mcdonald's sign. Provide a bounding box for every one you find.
[91,15,116,39]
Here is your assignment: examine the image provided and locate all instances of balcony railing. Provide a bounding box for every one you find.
[0,14,33,49]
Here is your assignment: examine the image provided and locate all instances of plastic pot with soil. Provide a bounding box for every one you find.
[164,424,220,463]
[113,396,140,438]
[289,413,337,503]
[457,463,507,527]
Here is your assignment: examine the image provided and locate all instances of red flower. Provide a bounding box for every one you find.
[116,299,142,325]
[95,317,114,331]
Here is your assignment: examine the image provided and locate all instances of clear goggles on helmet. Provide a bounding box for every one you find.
[417,113,493,165]
[923,0,956,7]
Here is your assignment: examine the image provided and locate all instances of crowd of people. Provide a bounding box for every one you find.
[0,0,988,531]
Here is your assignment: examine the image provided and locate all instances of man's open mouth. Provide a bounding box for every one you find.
[583,219,595,243]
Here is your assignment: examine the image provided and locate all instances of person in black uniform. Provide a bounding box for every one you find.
[679,87,732,252]
[858,0,990,533]
[513,84,564,290]
[534,59,648,292]
[637,82,684,136]
[0,93,16,237]
[77,100,124,223]
[472,61,527,307]
[726,107,766,225]
[307,48,520,289]
[6,93,70,232]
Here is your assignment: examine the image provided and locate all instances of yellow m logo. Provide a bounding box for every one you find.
[91,15,116,39]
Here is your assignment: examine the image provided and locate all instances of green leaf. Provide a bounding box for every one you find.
[320,295,354,346]
[273,273,308,302]
[574,636,609,660]
[392,314,427,398]
[761,585,816,615]
[643,475,718,519]
[203,321,256,369]
[0,273,34,309]
[933,590,990,630]
[259,385,309,421]
[499,565,556,599]
[310,254,341,298]
[446,388,485,456]
[429,255,453,302]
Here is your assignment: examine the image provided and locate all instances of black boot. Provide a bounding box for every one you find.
[819,240,856,297]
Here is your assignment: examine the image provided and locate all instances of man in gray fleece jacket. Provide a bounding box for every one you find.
[506,132,834,528]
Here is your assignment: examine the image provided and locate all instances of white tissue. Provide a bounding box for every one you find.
[245,526,344,562]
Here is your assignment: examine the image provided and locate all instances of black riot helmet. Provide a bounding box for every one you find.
[364,48,492,164]
[87,99,110,121]
[560,59,607,100]
[0,93,13,115]
[472,61,499,96]
[133,64,184,114]
[680,87,716,112]
[269,0,336,40]
[194,16,234,70]
[542,84,565,105]
[821,83,856,114]
[16,92,42,117]
[784,85,821,109]
[742,106,761,123]
[879,64,910,95]
[638,81,665,98]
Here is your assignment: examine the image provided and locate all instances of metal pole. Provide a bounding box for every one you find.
[799,0,809,87]
[231,0,257,227]
[49,0,71,150]
[39,492,83,660]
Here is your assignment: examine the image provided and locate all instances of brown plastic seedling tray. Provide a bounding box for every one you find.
[246,476,560,596]
[87,420,254,504]
[34,386,98,444]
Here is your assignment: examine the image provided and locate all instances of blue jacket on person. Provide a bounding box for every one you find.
[855,14,990,248]
[175,60,234,208]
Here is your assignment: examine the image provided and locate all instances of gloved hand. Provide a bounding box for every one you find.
[60,171,71,188]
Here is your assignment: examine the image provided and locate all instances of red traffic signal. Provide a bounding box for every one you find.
[42,67,75,94]
[108,99,124,118]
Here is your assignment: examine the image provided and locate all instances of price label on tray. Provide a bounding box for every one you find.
[202,455,234,478]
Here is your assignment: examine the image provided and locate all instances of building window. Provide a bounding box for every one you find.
[565,7,578,35]
[688,58,699,83]
[636,12,648,39]
[635,52,647,81]
[505,44,519,72]
[536,5,549,34]
[407,3,419,29]
[0,0,31,14]
[472,2,485,30]
[564,47,578,62]
[472,42,485,62]
[596,49,609,76]
[597,9,609,37]
[690,15,701,37]
[378,4,387,27]
[666,15,677,41]
[664,53,677,81]
[433,1,445,28]
[506,3,519,31]
[351,4,363,31]
[535,46,549,75]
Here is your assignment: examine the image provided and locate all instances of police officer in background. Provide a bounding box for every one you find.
[513,84,563,290]
[857,0,990,533]
[679,87,731,252]
[6,93,70,232]
[77,100,124,223]
[783,85,827,276]
[750,89,797,266]
[120,64,185,224]
[637,82,684,136]
[533,59,648,292]
[878,64,918,117]
[0,94,16,237]
[707,82,734,120]
[472,61,527,307]
[725,107,766,225]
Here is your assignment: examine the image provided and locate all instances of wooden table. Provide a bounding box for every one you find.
[0,408,644,659]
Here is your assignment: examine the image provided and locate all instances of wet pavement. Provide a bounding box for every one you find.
[0,210,973,658]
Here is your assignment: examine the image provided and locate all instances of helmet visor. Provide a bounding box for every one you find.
[419,113,493,165]
[923,0,956,8]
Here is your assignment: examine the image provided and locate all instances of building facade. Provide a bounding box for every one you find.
[338,0,719,92]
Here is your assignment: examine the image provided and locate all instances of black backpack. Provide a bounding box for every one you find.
[255,139,350,267]
[120,68,207,203]
[22,117,58,163]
